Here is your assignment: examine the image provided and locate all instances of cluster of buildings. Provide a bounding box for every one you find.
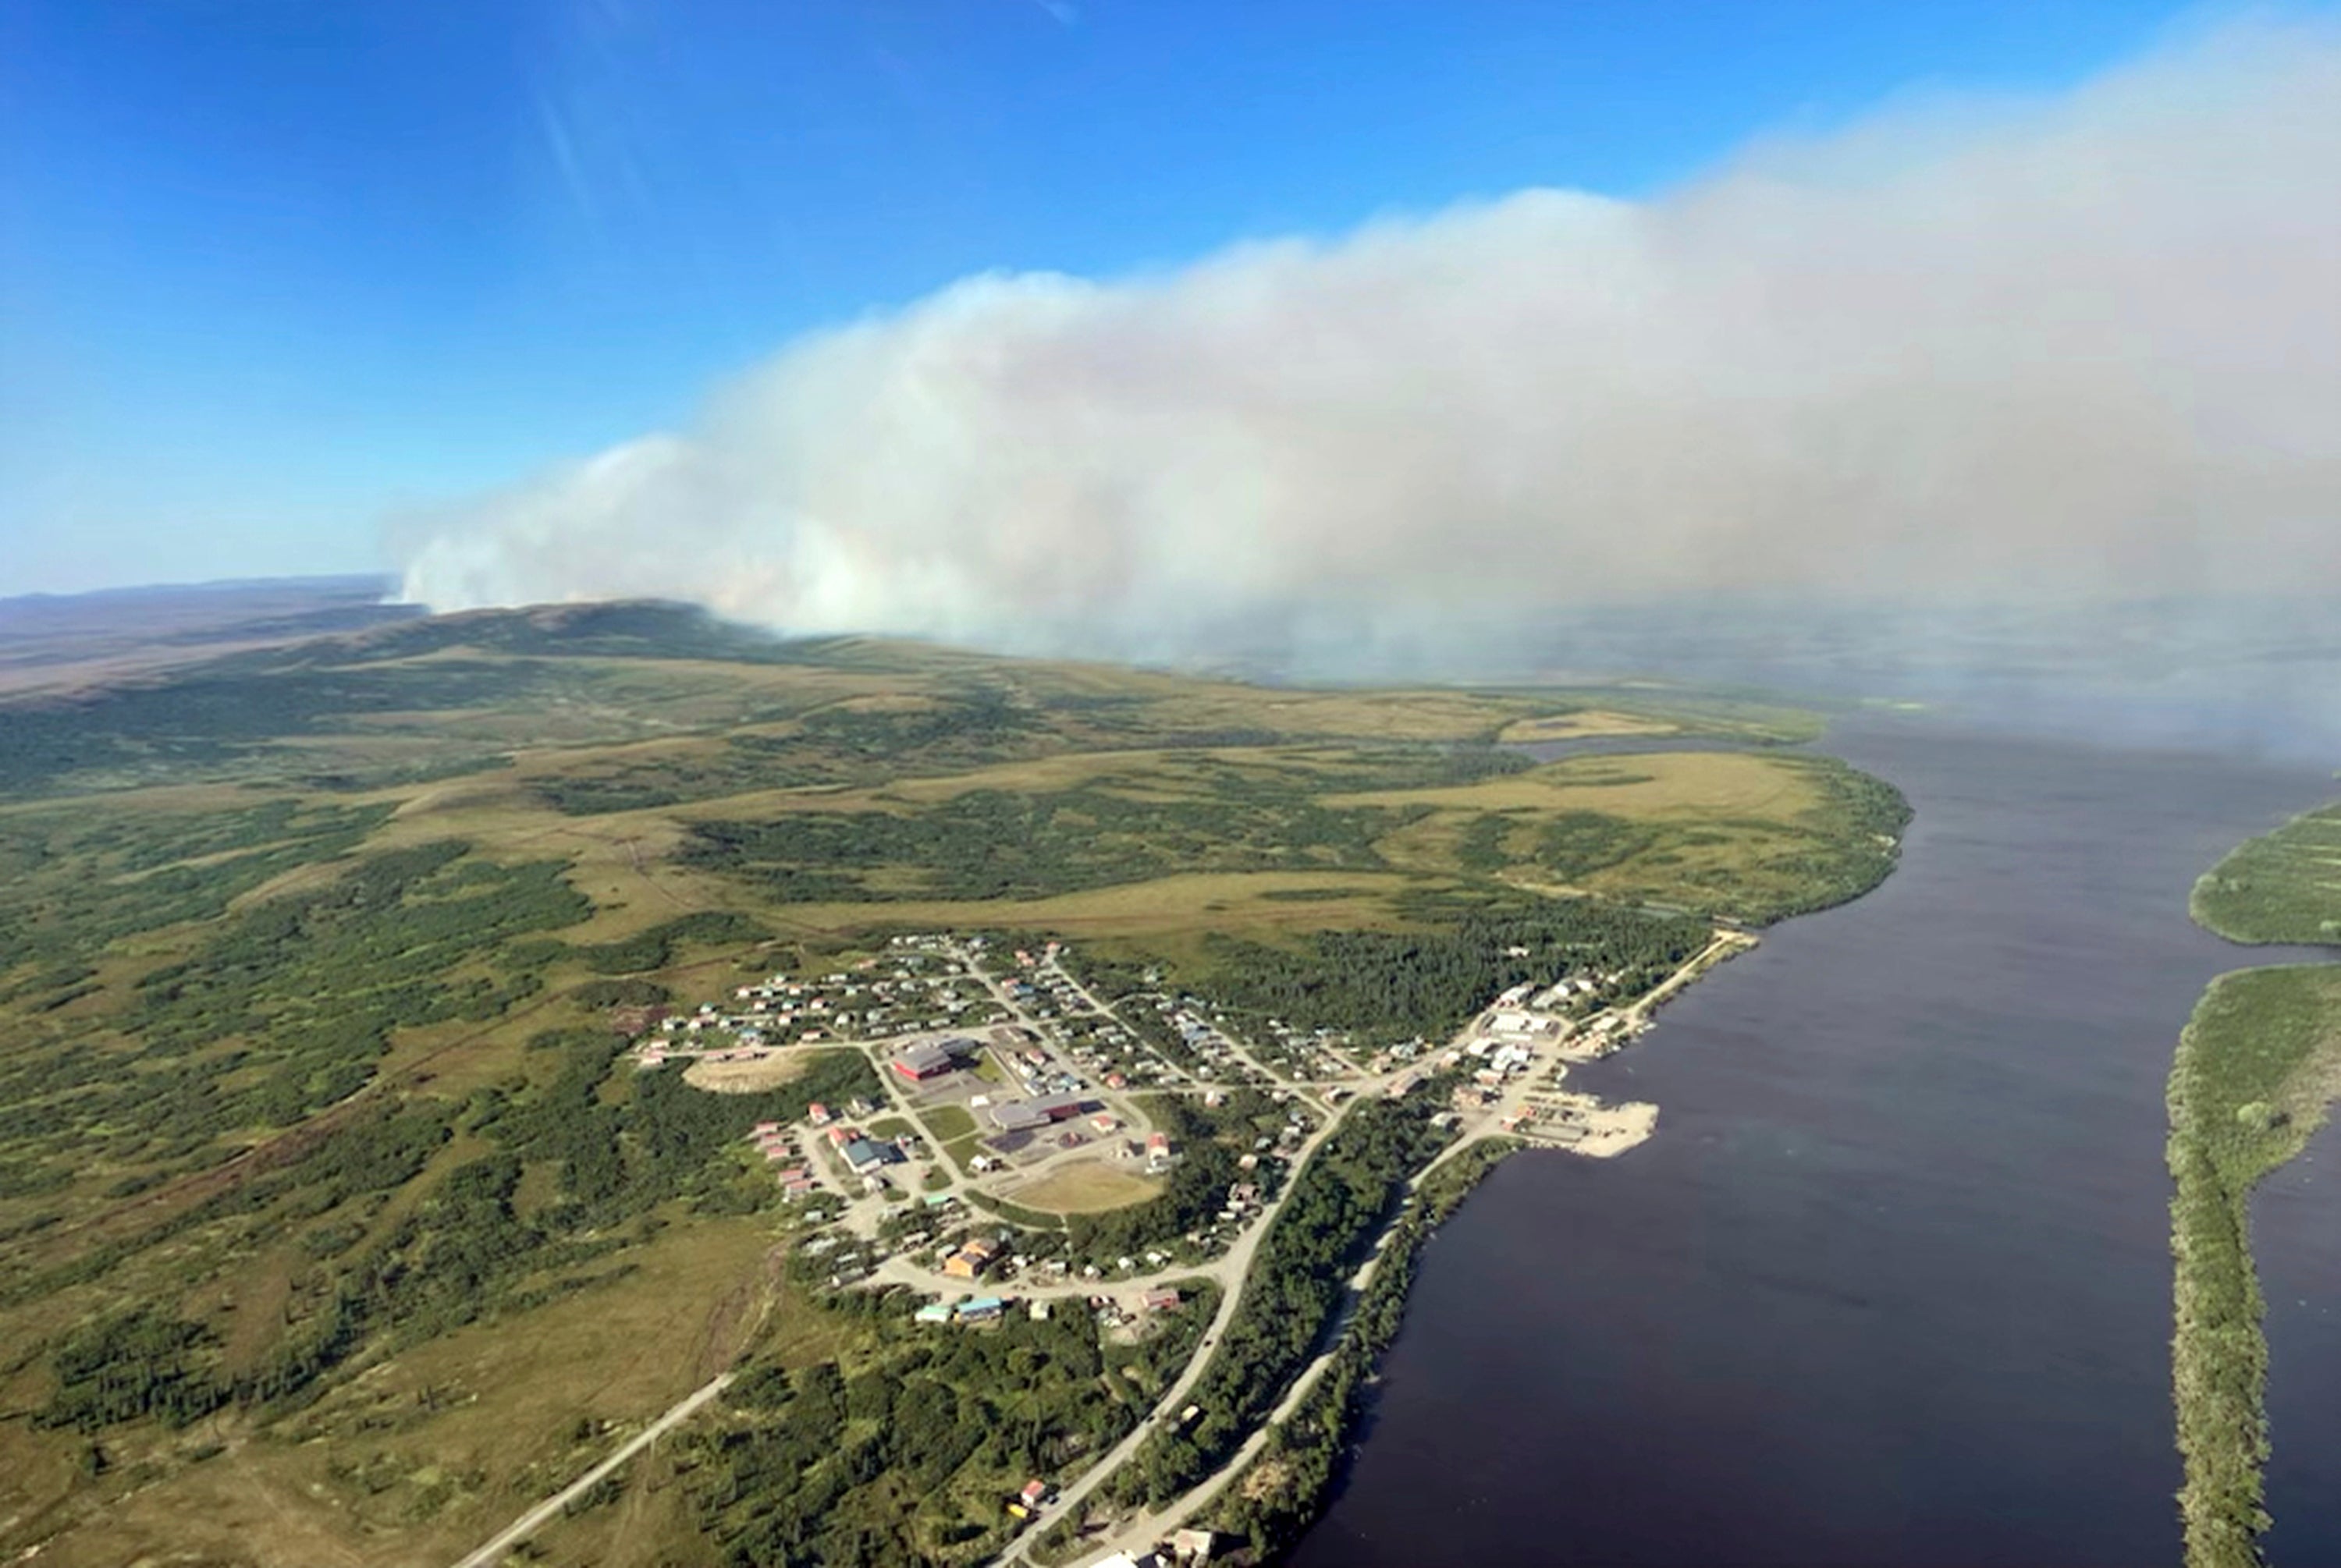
[999,944,1082,1022]
[745,1116,922,1197]
[1143,995,1371,1081]
[986,943,1214,1091]
[1096,1531,1219,1567]
[818,1119,911,1181]
[911,1282,1186,1338]
[996,1027,1091,1098]
[1458,985,1609,1091]
[1483,1009,1564,1042]
[747,1121,824,1201]
[1216,1183,1261,1224]
[1467,1036,1540,1084]
[631,945,1007,1068]
[1163,1006,1255,1080]
[1523,973,1618,1009]
[806,1095,891,1127]
[1252,1018,1364,1077]
[914,1295,1006,1325]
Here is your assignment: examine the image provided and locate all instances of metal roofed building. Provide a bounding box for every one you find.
[987,1091,1088,1131]
[891,1038,968,1080]
[842,1137,904,1172]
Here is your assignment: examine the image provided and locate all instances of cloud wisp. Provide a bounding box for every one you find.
[397,17,2341,665]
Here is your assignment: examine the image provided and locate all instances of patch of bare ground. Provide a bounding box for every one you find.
[682,1052,813,1093]
[1241,1457,1295,1503]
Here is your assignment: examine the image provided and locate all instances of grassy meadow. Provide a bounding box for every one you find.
[2193,800,2341,945]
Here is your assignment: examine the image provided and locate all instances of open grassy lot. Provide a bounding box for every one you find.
[764,872,1418,962]
[2168,792,2341,1568]
[1320,748,1815,815]
[1490,686,1825,745]
[916,1104,979,1143]
[1002,1161,1165,1215]
[1494,709,1683,742]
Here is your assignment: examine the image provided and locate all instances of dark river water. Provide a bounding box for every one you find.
[1289,722,2340,1568]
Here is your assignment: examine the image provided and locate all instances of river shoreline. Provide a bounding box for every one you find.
[1289,722,2341,1568]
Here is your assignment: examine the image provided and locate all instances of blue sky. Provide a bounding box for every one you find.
[0,0,2226,594]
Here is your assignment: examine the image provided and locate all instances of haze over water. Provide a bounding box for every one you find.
[1291,722,2341,1566]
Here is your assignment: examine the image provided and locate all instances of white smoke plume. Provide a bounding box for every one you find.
[397,16,2341,663]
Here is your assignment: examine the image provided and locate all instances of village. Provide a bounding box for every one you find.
[598,924,1753,1563]
[626,935,1309,1309]
[631,930,1689,1270]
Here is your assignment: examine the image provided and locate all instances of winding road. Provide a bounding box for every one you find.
[989,1105,1348,1566]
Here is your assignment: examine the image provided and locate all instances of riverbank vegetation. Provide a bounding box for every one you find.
[2168,796,2341,1568]
[1205,1137,1520,1560]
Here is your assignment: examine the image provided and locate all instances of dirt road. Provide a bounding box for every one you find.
[447,1373,734,1568]
[986,1105,1349,1566]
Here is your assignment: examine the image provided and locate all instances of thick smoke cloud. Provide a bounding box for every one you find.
[398,18,2341,664]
